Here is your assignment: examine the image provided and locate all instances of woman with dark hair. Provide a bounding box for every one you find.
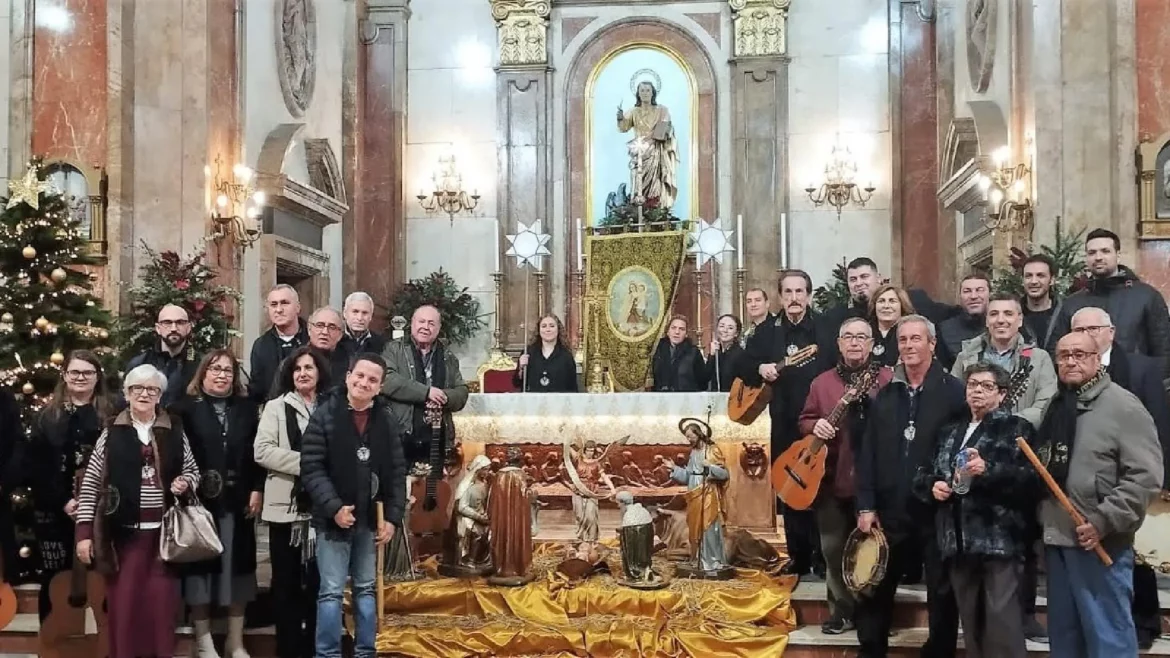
[29,350,113,621]
[254,346,329,658]
[514,314,578,393]
[170,349,263,658]
[650,316,708,392]
[867,284,916,367]
[706,314,745,392]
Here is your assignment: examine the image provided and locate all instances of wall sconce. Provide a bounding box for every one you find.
[977,146,1033,232]
[805,145,876,218]
[209,155,266,250]
[416,154,480,221]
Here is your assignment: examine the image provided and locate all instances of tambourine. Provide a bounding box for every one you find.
[843,526,889,598]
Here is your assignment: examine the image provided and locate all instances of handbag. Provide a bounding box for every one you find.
[159,492,224,563]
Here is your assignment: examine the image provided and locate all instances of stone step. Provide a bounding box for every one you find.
[0,612,278,656]
[783,625,1170,657]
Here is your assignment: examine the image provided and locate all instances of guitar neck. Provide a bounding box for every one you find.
[427,418,443,490]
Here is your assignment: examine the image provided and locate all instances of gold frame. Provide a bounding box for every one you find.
[1137,131,1170,239]
[583,41,700,225]
[477,349,518,392]
[40,158,107,258]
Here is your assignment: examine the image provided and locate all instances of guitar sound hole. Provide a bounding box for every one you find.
[423,498,438,511]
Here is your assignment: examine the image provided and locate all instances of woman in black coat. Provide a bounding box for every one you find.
[28,350,113,620]
[650,316,709,392]
[170,348,263,658]
[706,314,746,392]
[514,314,578,392]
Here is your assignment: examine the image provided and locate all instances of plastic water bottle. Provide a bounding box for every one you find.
[952,450,972,495]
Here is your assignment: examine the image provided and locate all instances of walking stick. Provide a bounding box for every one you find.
[376,501,386,632]
[1015,438,1113,566]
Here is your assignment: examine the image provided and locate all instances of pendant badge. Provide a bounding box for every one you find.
[872,344,885,356]
[903,424,916,442]
[202,470,224,499]
[142,464,156,481]
[786,344,798,356]
[539,375,550,387]
[357,446,371,463]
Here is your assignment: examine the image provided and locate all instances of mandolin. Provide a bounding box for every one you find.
[39,457,109,658]
[408,404,453,535]
[1001,348,1034,410]
[728,345,819,425]
[771,365,881,510]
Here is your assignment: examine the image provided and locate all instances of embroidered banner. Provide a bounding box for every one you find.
[584,229,687,391]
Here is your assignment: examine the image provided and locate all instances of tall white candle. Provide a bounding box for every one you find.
[576,218,584,271]
[736,214,744,269]
[779,212,788,268]
[494,220,501,272]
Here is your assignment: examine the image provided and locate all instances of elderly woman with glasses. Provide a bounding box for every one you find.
[28,350,113,622]
[170,349,263,658]
[74,363,200,658]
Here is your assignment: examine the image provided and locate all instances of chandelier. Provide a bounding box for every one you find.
[417,154,480,221]
[209,155,265,250]
[977,146,1033,232]
[805,145,875,218]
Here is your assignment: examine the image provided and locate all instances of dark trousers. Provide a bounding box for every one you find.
[1134,561,1162,649]
[1019,521,1041,616]
[856,526,958,658]
[950,556,1026,658]
[773,424,821,572]
[269,522,320,658]
[814,495,856,619]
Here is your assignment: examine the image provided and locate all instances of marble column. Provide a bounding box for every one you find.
[348,0,409,324]
[933,0,957,294]
[8,0,33,180]
[496,67,552,348]
[730,57,789,297]
[1135,0,1170,296]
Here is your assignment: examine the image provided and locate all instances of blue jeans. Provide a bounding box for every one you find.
[1046,544,1136,658]
[316,525,377,658]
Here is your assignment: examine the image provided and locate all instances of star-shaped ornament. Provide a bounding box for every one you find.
[688,217,735,267]
[7,165,54,210]
[505,219,552,270]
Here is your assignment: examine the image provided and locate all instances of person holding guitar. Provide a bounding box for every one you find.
[742,270,833,577]
[795,319,892,634]
[28,351,112,627]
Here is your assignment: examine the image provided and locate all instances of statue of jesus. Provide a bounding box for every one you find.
[617,80,678,212]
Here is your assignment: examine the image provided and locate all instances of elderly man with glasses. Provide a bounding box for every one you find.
[123,303,200,407]
[1034,333,1163,658]
[308,306,350,387]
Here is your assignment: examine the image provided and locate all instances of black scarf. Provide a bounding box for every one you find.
[1036,369,1105,487]
[1107,346,1132,391]
[410,342,446,438]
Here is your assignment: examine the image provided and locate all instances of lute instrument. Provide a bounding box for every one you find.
[728,344,818,425]
[408,404,453,535]
[771,365,881,510]
[1001,347,1034,410]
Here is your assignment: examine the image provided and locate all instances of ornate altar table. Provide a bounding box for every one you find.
[451,392,776,540]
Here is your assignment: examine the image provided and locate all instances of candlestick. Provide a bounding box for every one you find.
[573,268,586,364]
[736,214,744,269]
[534,270,547,317]
[693,267,704,343]
[494,220,501,272]
[735,267,747,321]
[576,218,584,271]
[490,271,504,351]
[779,212,788,269]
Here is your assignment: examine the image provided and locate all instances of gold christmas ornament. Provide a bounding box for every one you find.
[50,267,67,283]
[22,245,36,259]
[21,382,34,395]
[7,164,53,210]
[98,329,109,340]
[34,316,49,331]
[50,351,64,365]
[0,312,12,323]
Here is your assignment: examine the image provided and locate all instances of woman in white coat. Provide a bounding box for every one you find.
[254,346,330,658]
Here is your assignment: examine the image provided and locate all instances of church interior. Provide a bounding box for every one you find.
[0,0,1169,656]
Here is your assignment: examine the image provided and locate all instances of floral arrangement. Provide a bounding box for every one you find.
[386,269,487,347]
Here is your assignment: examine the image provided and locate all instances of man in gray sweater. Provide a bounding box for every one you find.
[1035,332,1163,658]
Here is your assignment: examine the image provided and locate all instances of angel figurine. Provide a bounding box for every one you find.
[562,437,625,547]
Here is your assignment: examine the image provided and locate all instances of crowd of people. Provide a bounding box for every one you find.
[0,226,1167,658]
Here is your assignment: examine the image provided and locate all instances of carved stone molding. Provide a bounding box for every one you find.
[490,0,551,67]
[729,0,791,58]
[304,138,347,205]
[255,123,347,228]
[276,0,318,117]
[965,0,996,93]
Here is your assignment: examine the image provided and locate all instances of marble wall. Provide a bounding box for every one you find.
[785,0,893,292]
[1135,0,1170,296]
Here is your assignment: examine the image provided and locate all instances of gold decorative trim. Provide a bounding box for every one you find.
[476,348,518,391]
[1137,131,1170,240]
[729,0,791,58]
[490,0,551,66]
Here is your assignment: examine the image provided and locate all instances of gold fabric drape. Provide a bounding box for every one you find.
[375,550,796,657]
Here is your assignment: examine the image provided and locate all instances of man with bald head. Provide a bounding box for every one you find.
[381,305,469,467]
[248,283,308,403]
[1035,332,1162,657]
[124,303,200,407]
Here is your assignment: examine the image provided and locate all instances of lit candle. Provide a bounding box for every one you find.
[576,218,584,271]
[494,220,501,272]
[780,212,788,268]
[736,214,744,269]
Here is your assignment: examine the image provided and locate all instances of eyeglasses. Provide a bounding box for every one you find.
[157,319,190,328]
[128,385,162,398]
[1055,349,1098,364]
[66,369,98,379]
[1072,325,1112,335]
[838,333,873,343]
[207,366,234,376]
[310,321,343,333]
[965,380,1003,393]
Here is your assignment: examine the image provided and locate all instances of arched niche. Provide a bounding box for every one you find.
[41,159,107,256]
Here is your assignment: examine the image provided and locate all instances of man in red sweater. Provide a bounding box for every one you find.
[798,317,894,634]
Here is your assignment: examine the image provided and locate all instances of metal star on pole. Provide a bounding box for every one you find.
[505,219,552,270]
[7,165,54,210]
[688,217,735,267]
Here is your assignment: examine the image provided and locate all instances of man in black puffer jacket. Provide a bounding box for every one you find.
[300,352,406,658]
[1047,228,1170,377]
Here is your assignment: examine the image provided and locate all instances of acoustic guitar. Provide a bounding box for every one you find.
[771,365,881,510]
[408,404,453,535]
[39,461,109,658]
[728,345,819,425]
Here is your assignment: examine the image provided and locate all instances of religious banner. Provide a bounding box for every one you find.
[584,229,687,391]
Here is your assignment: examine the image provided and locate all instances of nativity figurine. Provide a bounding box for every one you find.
[661,417,734,579]
[487,447,534,586]
[439,454,493,577]
[562,437,623,548]
[616,491,666,589]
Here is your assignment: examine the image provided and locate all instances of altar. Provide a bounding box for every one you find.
[450,392,778,544]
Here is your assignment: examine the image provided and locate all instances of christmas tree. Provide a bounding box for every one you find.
[115,242,241,359]
[0,160,114,583]
[992,222,1088,299]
